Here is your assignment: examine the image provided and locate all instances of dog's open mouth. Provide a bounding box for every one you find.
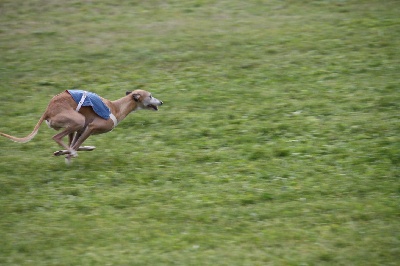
[147,104,159,111]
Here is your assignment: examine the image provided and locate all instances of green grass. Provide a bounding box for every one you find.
[1,0,399,265]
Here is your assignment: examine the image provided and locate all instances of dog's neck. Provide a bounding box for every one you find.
[110,96,138,122]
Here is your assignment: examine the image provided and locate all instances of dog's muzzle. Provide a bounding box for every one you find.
[147,100,163,111]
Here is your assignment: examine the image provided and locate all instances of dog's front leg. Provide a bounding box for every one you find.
[70,125,94,154]
[70,127,85,148]
[68,132,75,146]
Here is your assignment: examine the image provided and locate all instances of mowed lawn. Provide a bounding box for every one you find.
[0,0,399,265]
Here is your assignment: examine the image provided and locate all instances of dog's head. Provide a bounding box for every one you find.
[126,90,163,111]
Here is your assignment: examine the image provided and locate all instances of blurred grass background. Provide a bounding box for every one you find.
[0,0,399,265]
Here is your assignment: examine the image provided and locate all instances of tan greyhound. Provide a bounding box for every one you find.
[0,90,163,164]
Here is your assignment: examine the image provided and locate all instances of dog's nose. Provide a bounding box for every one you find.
[160,101,163,105]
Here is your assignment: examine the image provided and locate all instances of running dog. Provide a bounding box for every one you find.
[0,89,163,164]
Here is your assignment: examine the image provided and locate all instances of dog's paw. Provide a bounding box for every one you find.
[65,156,72,165]
[54,150,65,156]
[54,149,78,157]
[79,146,96,151]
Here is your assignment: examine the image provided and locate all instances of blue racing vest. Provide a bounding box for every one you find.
[67,90,111,120]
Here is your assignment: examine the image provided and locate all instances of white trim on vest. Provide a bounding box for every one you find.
[110,113,118,128]
[76,91,87,112]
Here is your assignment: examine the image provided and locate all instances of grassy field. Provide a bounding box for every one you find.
[0,0,399,265]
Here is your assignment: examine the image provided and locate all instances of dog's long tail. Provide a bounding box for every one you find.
[0,114,47,143]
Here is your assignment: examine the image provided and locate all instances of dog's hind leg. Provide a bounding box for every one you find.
[50,111,85,157]
[52,128,79,157]
[68,132,75,146]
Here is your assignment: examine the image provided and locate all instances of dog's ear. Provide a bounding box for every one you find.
[132,93,141,102]
[126,91,132,96]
